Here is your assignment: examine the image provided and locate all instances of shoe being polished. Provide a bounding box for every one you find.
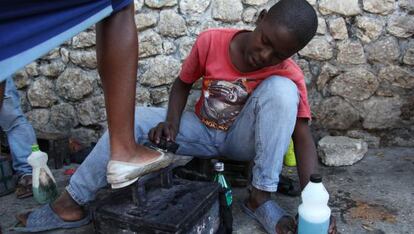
[107,150,174,189]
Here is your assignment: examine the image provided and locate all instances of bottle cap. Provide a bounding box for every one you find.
[31,144,40,152]
[214,162,224,172]
[310,174,322,183]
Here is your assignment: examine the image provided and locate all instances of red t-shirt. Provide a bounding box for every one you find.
[180,28,311,131]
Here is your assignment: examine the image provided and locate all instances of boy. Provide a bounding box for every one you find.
[0,77,37,198]
[16,0,336,233]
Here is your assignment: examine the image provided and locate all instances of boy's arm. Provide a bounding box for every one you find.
[148,78,192,143]
[149,31,205,143]
[293,118,338,233]
[292,118,318,190]
[166,78,193,131]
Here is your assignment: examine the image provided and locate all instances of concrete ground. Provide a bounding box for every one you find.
[0,147,413,234]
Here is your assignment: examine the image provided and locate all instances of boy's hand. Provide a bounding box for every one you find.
[148,121,178,144]
[328,215,337,234]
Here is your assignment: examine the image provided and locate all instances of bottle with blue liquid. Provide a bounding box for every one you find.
[298,174,331,234]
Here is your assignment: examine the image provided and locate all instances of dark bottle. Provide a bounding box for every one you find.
[214,162,233,234]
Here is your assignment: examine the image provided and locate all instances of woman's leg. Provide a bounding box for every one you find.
[96,3,160,164]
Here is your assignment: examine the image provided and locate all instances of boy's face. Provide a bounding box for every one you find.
[244,11,301,69]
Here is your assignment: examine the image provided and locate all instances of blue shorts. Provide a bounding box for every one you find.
[0,0,132,81]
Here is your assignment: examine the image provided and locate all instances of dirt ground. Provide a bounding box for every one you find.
[1,147,413,234]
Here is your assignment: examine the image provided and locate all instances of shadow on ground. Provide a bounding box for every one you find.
[1,147,413,234]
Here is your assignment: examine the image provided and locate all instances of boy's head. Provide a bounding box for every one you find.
[244,0,317,69]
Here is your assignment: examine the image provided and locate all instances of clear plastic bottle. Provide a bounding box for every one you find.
[298,174,331,234]
[27,145,58,204]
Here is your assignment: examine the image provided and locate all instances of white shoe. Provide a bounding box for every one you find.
[106,151,174,189]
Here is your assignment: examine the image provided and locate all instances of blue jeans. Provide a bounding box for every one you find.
[67,76,299,205]
[0,77,36,176]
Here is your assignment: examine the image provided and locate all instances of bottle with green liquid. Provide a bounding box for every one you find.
[27,145,58,204]
[213,162,233,233]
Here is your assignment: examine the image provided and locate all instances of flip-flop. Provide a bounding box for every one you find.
[241,200,287,234]
[107,151,174,189]
[11,204,90,232]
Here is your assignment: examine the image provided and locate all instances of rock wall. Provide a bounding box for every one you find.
[12,0,414,147]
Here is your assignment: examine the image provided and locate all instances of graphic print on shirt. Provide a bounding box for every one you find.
[200,78,261,131]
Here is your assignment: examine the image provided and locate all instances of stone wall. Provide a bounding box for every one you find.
[13,0,414,147]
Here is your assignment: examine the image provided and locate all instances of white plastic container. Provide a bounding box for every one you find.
[298,174,331,234]
[27,145,58,204]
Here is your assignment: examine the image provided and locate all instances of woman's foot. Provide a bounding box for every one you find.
[16,191,84,226]
[107,143,174,189]
[111,142,162,164]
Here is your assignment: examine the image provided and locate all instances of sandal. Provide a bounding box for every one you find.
[15,174,33,199]
[11,204,90,232]
[241,200,291,234]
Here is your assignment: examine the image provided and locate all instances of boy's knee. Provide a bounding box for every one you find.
[256,76,299,106]
[263,76,297,93]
